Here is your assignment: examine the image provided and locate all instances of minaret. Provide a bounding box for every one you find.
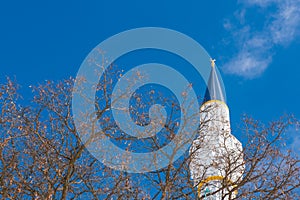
[189,59,244,199]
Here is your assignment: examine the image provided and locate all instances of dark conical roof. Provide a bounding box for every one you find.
[203,64,226,103]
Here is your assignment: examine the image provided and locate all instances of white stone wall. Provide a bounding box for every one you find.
[189,101,245,199]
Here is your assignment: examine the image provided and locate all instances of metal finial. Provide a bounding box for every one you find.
[210,58,216,68]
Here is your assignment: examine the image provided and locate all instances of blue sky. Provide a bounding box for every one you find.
[1,0,300,149]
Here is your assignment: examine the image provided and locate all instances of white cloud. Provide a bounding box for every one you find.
[225,52,272,78]
[223,0,300,78]
[285,124,300,155]
[270,1,300,45]
[242,0,277,7]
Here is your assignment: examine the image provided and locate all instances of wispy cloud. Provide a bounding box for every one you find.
[222,0,300,78]
[285,123,300,155]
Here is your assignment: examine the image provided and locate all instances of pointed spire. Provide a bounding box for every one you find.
[203,59,226,103]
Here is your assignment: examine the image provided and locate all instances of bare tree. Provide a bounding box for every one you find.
[0,70,299,200]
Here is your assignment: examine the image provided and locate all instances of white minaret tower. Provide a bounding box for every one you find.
[189,59,245,199]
